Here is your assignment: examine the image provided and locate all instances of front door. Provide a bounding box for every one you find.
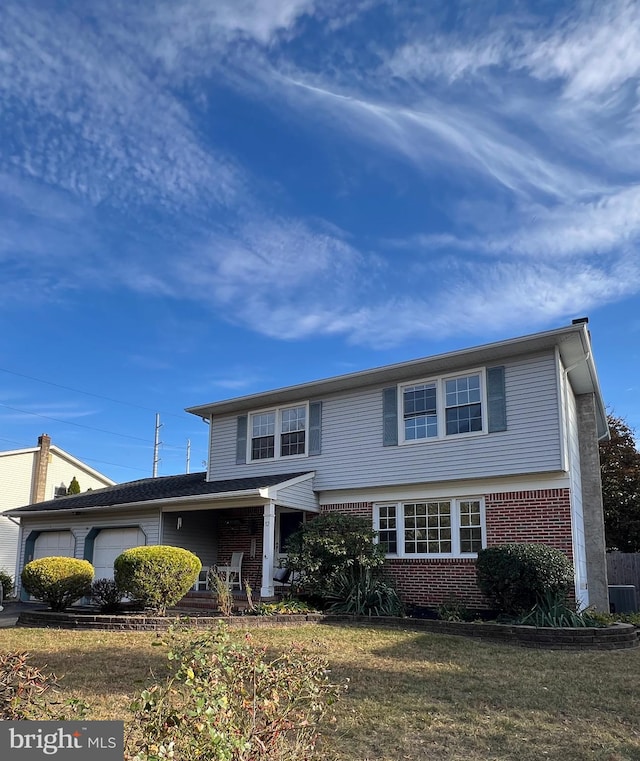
[275,510,304,562]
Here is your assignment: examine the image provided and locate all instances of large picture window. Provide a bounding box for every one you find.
[250,405,307,461]
[375,498,485,557]
[400,371,485,442]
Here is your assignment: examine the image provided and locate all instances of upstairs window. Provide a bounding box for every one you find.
[399,371,484,442]
[250,405,307,461]
[281,406,306,456]
[251,412,276,460]
[445,375,482,435]
[403,382,437,440]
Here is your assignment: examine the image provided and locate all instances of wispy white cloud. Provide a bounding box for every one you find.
[1,0,639,352]
[0,3,244,216]
[522,0,640,99]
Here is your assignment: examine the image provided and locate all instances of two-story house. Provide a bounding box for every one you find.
[0,434,115,582]
[7,321,610,610]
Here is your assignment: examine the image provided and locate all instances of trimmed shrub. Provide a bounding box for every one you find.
[0,570,13,601]
[476,543,574,615]
[114,546,201,615]
[283,512,386,598]
[21,557,94,612]
[90,578,124,613]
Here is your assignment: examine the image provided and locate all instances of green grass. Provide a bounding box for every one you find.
[1,623,639,760]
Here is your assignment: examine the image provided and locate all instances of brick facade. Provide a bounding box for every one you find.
[322,487,574,610]
[216,506,264,593]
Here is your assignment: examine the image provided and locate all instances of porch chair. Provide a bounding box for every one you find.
[216,552,243,590]
[192,566,210,592]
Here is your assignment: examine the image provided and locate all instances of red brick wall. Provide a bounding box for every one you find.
[485,489,573,560]
[322,488,574,610]
[216,506,264,592]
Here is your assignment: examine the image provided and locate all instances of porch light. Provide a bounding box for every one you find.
[177,517,182,530]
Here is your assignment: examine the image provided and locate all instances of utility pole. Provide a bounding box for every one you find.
[152,413,163,477]
[186,438,191,474]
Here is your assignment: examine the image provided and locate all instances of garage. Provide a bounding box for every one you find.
[33,530,75,559]
[91,527,146,579]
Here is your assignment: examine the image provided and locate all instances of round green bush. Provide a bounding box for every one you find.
[114,546,201,615]
[476,543,574,615]
[21,557,94,611]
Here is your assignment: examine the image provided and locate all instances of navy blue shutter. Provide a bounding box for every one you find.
[487,366,507,432]
[308,401,322,456]
[236,415,248,464]
[383,387,399,446]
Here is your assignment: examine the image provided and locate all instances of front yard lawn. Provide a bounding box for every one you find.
[1,623,639,760]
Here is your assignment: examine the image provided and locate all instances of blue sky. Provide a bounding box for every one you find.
[1,0,639,485]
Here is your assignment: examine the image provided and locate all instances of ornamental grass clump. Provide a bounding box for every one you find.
[114,546,201,616]
[126,623,342,761]
[21,557,94,611]
[476,543,574,616]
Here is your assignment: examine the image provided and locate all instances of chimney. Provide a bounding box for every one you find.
[31,433,52,504]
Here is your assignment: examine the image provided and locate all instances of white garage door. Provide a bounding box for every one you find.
[93,528,145,580]
[34,531,75,559]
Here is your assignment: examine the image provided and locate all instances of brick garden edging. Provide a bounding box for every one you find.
[15,609,639,650]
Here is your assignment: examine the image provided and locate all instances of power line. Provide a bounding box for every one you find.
[0,366,188,419]
[0,402,152,443]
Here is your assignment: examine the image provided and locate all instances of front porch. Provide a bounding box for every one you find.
[160,472,317,599]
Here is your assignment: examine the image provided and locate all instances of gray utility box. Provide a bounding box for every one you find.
[608,585,638,614]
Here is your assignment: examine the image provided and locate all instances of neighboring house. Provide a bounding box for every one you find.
[0,434,115,581]
[7,321,610,610]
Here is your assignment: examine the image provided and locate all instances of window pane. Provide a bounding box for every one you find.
[403,384,437,439]
[378,505,398,553]
[459,501,482,552]
[252,412,275,437]
[281,406,306,433]
[445,375,482,436]
[251,435,274,460]
[446,403,482,435]
[281,431,305,457]
[403,501,451,554]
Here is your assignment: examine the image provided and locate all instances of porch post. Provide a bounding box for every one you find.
[260,501,276,598]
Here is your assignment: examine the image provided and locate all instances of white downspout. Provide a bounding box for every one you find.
[260,501,276,599]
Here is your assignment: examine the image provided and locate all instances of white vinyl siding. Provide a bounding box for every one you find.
[274,479,319,512]
[161,510,219,568]
[45,452,114,500]
[209,352,563,491]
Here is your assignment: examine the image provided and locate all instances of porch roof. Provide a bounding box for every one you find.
[6,471,315,516]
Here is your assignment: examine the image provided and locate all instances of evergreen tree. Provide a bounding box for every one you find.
[66,476,81,495]
[600,415,640,552]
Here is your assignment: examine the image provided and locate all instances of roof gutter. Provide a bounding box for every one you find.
[5,488,266,518]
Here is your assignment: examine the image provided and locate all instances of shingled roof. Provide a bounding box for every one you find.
[8,471,313,514]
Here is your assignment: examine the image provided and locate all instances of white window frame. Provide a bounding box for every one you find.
[398,368,487,444]
[373,497,486,559]
[248,402,310,462]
